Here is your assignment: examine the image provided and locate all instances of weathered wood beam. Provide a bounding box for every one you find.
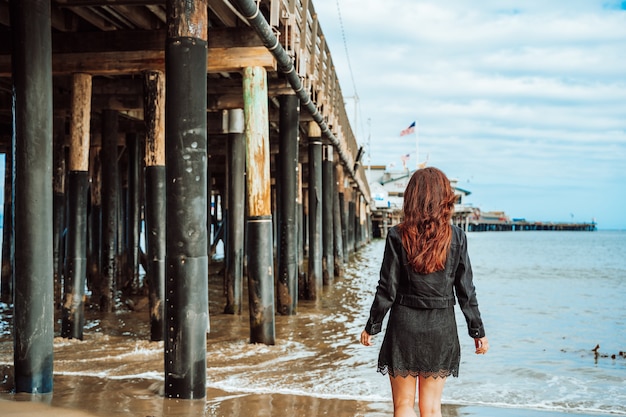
[0,28,276,76]
[208,0,239,27]
[50,6,81,32]
[0,2,9,27]
[66,5,118,31]
[54,0,165,5]
[0,27,267,54]
[0,47,275,76]
[145,5,166,23]
[110,5,163,29]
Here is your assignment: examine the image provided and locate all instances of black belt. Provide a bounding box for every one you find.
[396,294,455,309]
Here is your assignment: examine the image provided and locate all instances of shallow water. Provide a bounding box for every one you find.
[0,230,625,416]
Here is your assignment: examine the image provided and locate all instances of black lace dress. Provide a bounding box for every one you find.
[364,225,485,378]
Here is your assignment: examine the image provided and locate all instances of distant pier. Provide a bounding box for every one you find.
[467,220,597,232]
[457,211,597,232]
[366,167,598,236]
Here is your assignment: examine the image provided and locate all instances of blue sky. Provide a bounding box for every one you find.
[315,1,626,230]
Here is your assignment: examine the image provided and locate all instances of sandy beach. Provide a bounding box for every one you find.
[0,389,610,417]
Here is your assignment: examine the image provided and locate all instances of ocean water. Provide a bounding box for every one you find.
[0,230,624,416]
[443,230,626,414]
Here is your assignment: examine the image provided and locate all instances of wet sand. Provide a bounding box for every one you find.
[0,388,609,417]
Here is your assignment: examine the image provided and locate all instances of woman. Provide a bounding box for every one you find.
[360,167,489,417]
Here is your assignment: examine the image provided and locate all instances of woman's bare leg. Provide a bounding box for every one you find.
[417,375,446,417]
[389,374,418,417]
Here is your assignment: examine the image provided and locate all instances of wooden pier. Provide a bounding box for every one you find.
[0,0,371,398]
[366,167,597,236]
[459,211,597,232]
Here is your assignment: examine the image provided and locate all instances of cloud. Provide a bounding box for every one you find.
[315,1,626,228]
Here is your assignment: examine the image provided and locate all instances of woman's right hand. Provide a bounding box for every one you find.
[360,330,373,346]
[474,337,489,354]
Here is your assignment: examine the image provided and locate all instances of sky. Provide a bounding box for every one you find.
[314,0,626,230]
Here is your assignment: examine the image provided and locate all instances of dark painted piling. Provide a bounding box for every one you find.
[224,108,245,315]
[243,66,275,344]
[337,170,348,263]
[348,198,356,258]
[88,143,102,308]
[1,152,12,302]
[52,116,66,308]
[164,0,208,399]
[62,171,88,339]
[62,72,91,340]
[125,132,142,291]
[307,122,323,300]
[99,110,119,312]
[144,165,165,341]
[355,197,362,249]
[297,162,305,299]
[206,154,213,261]
[143,69,165,342]
[277,94,299,315]
[333,163,344,278]
[322,145,334,285]
[10,0,54,393]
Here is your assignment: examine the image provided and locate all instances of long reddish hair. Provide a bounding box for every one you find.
[398,167,456,274]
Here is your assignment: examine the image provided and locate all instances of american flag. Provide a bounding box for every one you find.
[400,121,416,136]
[400,153,410,169]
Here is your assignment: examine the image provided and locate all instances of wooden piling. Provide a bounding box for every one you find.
[297,162,305,298]
[277,94,299,315]
[307,122,323,299]
[125,132,142,292]
[322,145,334,285]
[164,0,209,399]
[333,162,344,278]
[100,109,119,312]
[243,66,275,344]
[224,108,245,315]
[1,152,12,303]
[11,0,55,393]
[53,116,66,310]
[88,142,102,310]
[143,69,165,342]
[347,188,353,254]
[337,169,348,262]
[62,72,92,340]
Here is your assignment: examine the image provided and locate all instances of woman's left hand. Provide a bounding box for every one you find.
[474,336,489,354]
[360,330,373,346]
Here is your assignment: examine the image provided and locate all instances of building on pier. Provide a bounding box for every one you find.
[366,165,472,237]
[0,0,371,398]
[364,165,597,234]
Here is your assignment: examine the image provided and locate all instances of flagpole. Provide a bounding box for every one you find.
[415,120,419,170]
